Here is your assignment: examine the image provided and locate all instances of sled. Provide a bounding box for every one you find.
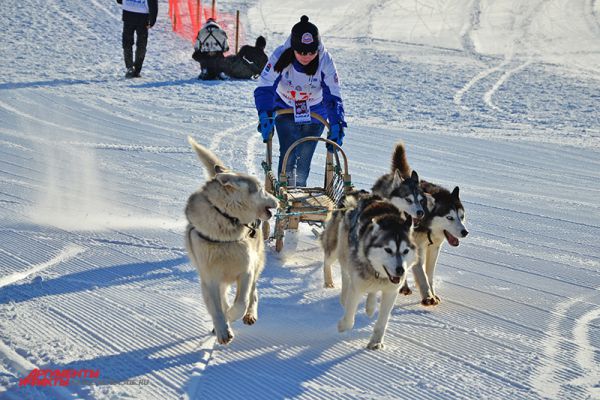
[261,109,353,252]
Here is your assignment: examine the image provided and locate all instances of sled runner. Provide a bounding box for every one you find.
[262,109,353,252]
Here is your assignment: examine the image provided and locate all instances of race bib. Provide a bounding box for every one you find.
[294,100,311,124]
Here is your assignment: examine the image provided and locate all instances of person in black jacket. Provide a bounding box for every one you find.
[221,36,268,79]
[116,0,158,78]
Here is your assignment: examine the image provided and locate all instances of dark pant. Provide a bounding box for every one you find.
[222,55,254,79]
[275,114,325,187]
[122,20,148,72]
[193,52,224,79]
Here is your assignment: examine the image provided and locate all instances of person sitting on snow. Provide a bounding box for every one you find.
[221,36,268,80]
[192,18,229,80]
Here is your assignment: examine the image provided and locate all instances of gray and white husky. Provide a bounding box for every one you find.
[185,136,277,345]
[325,193,417,349]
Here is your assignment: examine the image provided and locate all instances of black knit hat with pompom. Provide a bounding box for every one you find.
[291,15,319,54]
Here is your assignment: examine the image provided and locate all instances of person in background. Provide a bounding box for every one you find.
[116,0,158,78]
[254,16,346,187]
[192,18,229,80]
[221,36,268,80]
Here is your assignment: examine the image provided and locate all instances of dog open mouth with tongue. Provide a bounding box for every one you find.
[383,266,402,284]
[444,230,460,247]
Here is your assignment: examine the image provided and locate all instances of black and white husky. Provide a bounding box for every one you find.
[324,193,417,349]
[185,136,278,345]
[405,181,469,305]
[385,143,470,306]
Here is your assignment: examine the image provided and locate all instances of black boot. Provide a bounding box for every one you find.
[124,48,133,70]
[125,67,135,78]
[133,49,146,78]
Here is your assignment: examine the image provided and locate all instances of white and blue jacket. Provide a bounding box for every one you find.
[254,37,346,127]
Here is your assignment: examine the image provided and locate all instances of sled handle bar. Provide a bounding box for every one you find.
[264,109,331,169]
[279,136,348,180]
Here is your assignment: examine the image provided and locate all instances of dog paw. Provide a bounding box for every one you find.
[367,341,385,350]
[399,286,412,296]
[243,313,257,325]
[324,282,335,289]
[421,296,440,306]
[337,319,353,332]
[216,328,234,345]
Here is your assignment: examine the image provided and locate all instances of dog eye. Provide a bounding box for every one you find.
[406,199,413,204]
[403,249,409,255]
[447,216,454,221]
[384,248,393,254]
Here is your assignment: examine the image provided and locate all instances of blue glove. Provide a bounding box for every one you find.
[327,124,345,152]
[257,111,274,143]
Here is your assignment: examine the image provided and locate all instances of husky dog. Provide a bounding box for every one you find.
[321,142,430,289]
[327,193,417,349]
[406,182,469,305]
[185,136,277,345]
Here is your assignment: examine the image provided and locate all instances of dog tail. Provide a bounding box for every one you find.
[188,136,227,178]
[391,141,412,179]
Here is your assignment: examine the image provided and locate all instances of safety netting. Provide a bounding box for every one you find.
[167,0,244,53]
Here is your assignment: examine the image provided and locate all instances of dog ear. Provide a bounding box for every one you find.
[424,193,435,212]
[370,219,381,235]
[451,186,460,199]
[215,173,238,190]
[411,170,419,182]
[392,169,403,187]
[214,165,228,174]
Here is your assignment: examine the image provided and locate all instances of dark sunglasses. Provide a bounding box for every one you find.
[295,50,317,56]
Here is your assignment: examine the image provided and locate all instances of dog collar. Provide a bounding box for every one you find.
[212,205,258,238]
[191,227,235,243]
[190,225,251,244]
[213,205,240,225]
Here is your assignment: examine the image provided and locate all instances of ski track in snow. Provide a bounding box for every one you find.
[1,0,600,399]
[455,0,547,119]
[532,288,600,399]
[483,59,533,112]
[0,245,85,289]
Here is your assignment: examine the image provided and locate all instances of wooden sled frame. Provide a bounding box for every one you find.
[261,109,353,252]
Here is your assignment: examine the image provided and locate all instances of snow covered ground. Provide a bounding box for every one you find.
[1,0,599,398]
